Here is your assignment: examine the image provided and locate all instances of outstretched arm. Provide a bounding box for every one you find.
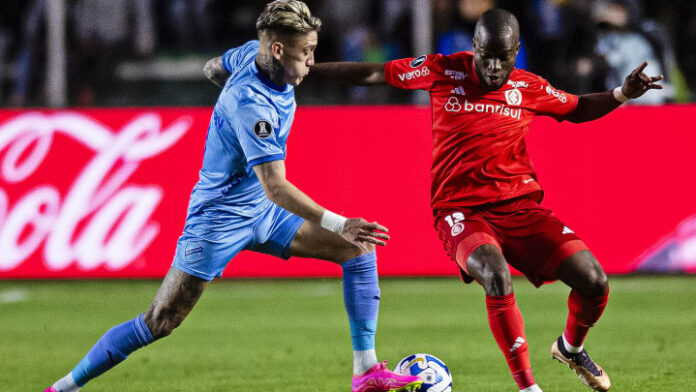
[253,160,389,249]
[203,56,231,88]
[565,61,663,123]
[309,62,386,85]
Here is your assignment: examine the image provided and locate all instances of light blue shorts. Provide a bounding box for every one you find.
[172,203,305,281]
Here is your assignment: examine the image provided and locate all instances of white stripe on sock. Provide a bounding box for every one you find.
[353,349,378,375]
[53,372,80,392]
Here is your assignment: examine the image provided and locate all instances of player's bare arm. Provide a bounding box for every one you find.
[203,56,231,88]
[252,160,389,249]
[309,62,386,85]
[564,61,663,123]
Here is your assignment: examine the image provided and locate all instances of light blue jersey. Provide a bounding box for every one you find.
[173,40,304,281]
[187,40,296,221]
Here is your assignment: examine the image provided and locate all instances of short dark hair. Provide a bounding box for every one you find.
[474,9,520,44]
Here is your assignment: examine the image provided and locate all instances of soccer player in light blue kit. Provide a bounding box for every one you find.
[45,2,422,391]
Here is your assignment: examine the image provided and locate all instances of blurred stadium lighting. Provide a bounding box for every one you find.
[412,0,432,104]
[47,0,67,107]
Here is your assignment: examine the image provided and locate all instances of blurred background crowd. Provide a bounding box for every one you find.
[1,0,694,107]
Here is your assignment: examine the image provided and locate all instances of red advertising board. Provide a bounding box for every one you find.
[0,106,694,279]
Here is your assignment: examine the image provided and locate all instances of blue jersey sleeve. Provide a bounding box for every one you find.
[232,100,285,167]
[222,40,260,74]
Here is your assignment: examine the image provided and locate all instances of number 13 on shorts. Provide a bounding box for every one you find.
[444,212,466,236]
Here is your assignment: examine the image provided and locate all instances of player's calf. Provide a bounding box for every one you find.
[143,268,207,339]
[47,314,154,392]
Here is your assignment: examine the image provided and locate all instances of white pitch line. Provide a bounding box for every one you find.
[0,289,28,304]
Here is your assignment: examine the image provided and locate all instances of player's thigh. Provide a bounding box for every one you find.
[554,250,608,297]
[466,244,513,296]
[288,221,368,264]
[143,267,207,339]
[173,230,251,281]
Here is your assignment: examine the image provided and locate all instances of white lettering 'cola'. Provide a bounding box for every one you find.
[463,100,522,120]
[0,112,192,271]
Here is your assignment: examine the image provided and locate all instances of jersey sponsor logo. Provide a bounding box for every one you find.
[184,241,203,262]
[445,69,468,80]
[562,226,575,235]
[254,120,273,138]
[445,96,462,112]
[504,88,523,106]
[460,100,522,120]
[450,86,466,96]
[410,55,427,68]
[444,212,465,236]
[510,336,526,352]
[507,80,529,88]
[398,66,430,81]
[545,85,568,103]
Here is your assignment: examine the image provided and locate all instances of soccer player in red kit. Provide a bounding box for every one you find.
[309,9,663,392]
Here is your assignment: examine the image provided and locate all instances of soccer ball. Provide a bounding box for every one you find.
[394,353,452,392]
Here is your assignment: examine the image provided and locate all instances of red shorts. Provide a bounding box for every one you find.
[434,194,588,287]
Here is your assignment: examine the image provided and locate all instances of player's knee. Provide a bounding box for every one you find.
[468,246,512,296]
[332,245,365,263]
[143,305,186,340]
[481,267,513,296]
[327,240,374,263]
[584,267,609,297]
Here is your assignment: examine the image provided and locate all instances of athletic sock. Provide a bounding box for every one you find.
[67,313,154,387]
[353,349,378,375]
[486,293,535,389]
[52,372,80,392]
[342,252,380,375]
[563,288,609,350]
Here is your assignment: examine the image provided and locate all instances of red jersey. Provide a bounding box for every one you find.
[384,52,579,209]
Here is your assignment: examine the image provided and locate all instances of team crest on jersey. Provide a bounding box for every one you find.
[505,88,523,106]
[184,241,203,262]
[451,222,465,236]
[444,212,466,236]
[410,55,427,68]
[254,120,273,138]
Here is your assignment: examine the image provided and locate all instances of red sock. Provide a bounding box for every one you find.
[486,293,535,389]
[563,288,609,347]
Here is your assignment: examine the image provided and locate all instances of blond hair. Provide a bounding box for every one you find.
[256,0,322,36]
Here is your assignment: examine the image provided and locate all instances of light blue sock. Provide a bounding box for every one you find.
[70,314,154,387]
[342,252,380,351]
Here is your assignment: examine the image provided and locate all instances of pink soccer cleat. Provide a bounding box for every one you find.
[352,361,423,392]
[43,388,58,392]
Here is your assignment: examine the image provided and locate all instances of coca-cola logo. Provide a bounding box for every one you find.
[0,112,192,271]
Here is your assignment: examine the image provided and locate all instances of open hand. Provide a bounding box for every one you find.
[341,218,390,250]
[621,61,663,99]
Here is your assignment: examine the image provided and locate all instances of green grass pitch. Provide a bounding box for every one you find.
[1,276,695,391]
